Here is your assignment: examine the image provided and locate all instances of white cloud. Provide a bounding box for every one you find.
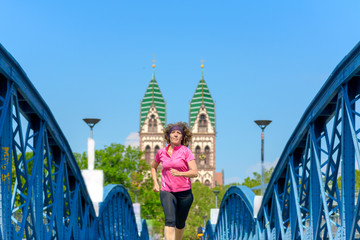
[125,132,140,147]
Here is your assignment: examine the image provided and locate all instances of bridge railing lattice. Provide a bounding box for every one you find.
[0,44,149,240]
[206,42,360,240]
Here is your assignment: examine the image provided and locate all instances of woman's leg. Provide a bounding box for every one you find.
[164,226,176,240]
[160,191,177,240]
[175,190,194,239]
[175,227,185,240]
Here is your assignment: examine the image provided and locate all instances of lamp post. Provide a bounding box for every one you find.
[213,190,220,208]
[254,120,271,196]
[202,215,207,229]
[133,189,139,203]
[83,118,101,170]
[82,118,102,216]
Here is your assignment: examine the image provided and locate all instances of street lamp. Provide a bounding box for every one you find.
[81,118,103,216]
[213,190,220,208]
[83,118,101,170]
[254,120,272,196]
[83,118,101,138]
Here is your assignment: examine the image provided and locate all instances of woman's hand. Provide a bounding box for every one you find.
[151,161,160,192]
[153,182,160,192]
[170,168,182,177]
[169,161,198,178]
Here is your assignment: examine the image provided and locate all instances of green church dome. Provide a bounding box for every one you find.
[140,72,166,128]
[189,71,215,129]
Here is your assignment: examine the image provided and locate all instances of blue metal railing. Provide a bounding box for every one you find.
[4,39,360,239]
[204,186,257,240]
[0,43,98,239]
[206,42,360,239]
[98,184,149,240]
[0,44,148,239]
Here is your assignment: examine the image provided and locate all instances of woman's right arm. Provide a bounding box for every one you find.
[151,160,160,192]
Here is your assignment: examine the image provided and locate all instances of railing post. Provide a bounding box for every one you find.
[310,127,321,239]
[341,85,355,239]
[0,80,13,240]
[32,119,45,239]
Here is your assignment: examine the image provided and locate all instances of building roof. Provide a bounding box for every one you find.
[189,70,215,128]
[140,72,166,128]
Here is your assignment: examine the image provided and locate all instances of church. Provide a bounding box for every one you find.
[139,64,224,187]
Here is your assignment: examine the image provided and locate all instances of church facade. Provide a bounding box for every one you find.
[139,65,223,187]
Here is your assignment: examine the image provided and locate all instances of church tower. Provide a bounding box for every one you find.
[189,64,219,187]
[139,64,166,164]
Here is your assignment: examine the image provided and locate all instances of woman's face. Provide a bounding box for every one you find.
[169,130,182,146]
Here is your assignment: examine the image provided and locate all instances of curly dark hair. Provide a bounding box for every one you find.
[164,122,192,147]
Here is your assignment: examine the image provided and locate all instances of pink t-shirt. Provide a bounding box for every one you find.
[155,145,195,192]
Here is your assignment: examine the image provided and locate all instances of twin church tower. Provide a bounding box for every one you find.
[139,63,223,187]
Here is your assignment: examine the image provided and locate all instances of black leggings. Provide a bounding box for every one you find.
[160,189,193,229]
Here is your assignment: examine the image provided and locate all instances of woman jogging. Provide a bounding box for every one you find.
[151,122,198,240]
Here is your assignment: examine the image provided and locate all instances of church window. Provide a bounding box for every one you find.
[149,115,157,132]
[145,146,151,163]
[205,180,211,186]
[154,145,160,156]
[204,146,210,164]
[195,146,201,164]
[198,114,207,132]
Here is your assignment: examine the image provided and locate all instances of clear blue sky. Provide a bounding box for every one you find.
[1,1,360,184]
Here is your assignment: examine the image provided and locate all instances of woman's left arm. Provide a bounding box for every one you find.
[170,160,198,178]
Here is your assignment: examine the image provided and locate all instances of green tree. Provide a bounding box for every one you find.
[74,143,150,190]
[74,152,87,169]
[241,167,274,195]
[95,143,147,189]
